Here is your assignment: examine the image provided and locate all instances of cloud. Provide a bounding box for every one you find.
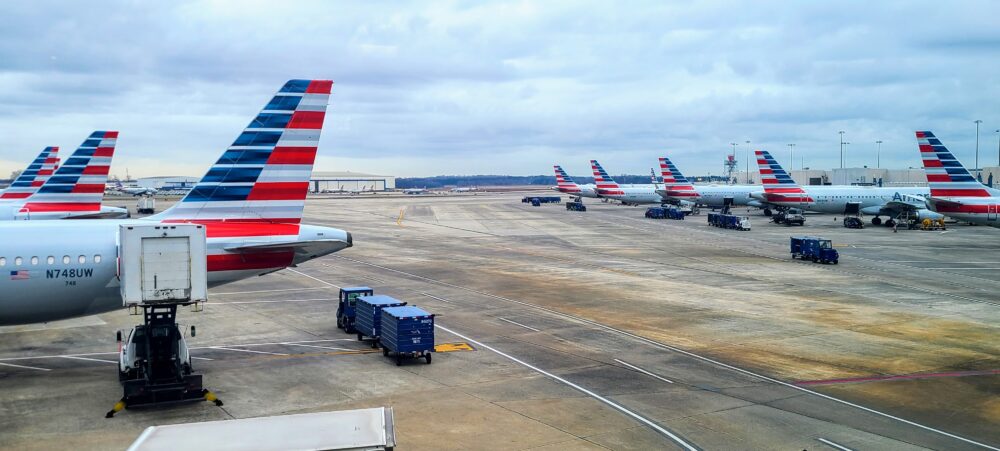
[0,0,998,179]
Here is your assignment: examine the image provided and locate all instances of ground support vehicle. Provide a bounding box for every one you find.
[356,295,407,348]
[790,236,839,264]
[565,201,587,211]
[337,287,374,334]
[380,306,435,366]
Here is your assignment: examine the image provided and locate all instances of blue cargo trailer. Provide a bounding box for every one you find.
[355,295,407,347]
[666,207,685,220]
[337,287,373,334]
[645,206,667,219]
[790,236,839,264]
[380,306,435,365]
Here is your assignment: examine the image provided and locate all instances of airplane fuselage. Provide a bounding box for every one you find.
[0,219,350,325]
[927,197,1000,228]
[757,186,930,214]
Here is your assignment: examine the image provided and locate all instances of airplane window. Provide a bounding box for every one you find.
[30,256,38,265]
[63,256,70,264]
[15,257,22,266]
[0,257,5,266]
[47,256,55,265]
[78,255,86,264]
[94,255,102,264]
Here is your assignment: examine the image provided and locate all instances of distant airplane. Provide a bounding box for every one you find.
[552,165,598,198]
[0,132,128,220]
[402,188,428,195]
[753,150,936,226]
[916,131,1000,228]
[451,186,478,192]
[654,156,764,210]
[0,146,59,199]
[0,79,352,325]
[589,160,662,204]
[114,180,157,196]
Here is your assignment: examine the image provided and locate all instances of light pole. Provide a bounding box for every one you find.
[839,131,845,169]
[974,120,982,176]
[995,129,1000,167]
[745,140,751,183]
[875,140,882,169]
[787,143,795,168]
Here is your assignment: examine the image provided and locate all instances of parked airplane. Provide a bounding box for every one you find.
[552,165,599,198]
[916,131,1000,228]
[402,188,428,195]
[451,186,478,192]
[0,79,352,325]
[0,132,128,220]
[114,180,157,196]
[589,160,663,204]
[0,146,59,199]
[753,150,937,226]
[654,155,764,209]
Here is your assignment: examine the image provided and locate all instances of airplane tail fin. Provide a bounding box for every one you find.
[756,150,812,202]
[916,131,998,197]
[659,156,699,198]
[590,160,623,196]
[1,146,59,199]
[553,165,581,192]
[20,132,116,213]
[155,80,332,225]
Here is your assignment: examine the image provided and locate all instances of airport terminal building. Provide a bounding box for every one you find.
[310,171,396,192]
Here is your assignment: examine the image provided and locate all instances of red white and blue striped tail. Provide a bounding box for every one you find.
[0,146,59,199]
[590,160,624,196]
[659,156,699,198]
[20,132,116,213]
[553,165,581,193]
[917,131,999,198]
[156,79,332,228]
[756,149,812,203]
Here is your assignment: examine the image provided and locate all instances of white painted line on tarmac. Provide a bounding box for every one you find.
[190,339,354,350]
[209,347,288,356]
[212,287,327,296]
[614,359,674,383]
[817,437,855,451]
[498,317,540,332]
[0,361,50,371]
[282,343,355,352]
[420,292,453,303]
[340,256,998,451]
[212,298,336,305]
[191,356,214,361]
[287,268,342,289]
[436,324,699,451]
[919,267,1000,270]
[60,356,117,364]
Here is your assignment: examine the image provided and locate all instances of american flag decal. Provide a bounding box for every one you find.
[10,270,29,280]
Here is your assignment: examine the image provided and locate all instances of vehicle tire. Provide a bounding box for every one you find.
[357,333,363,341]
[372,339,379,349]
[812,256,818,263]
[396,354,402,366]
[871,217,882,225]
[336,316,343,330]
[383,347,389,356]
[425,353,432,364]
[885,219,896,227]
[833,260,839,265]
[763,208,772,216]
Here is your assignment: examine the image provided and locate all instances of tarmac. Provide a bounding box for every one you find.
[0,192,997,450]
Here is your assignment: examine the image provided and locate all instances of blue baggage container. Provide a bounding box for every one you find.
[336,286,373,334]
[355,295,407,347]
[380,306,435,365]
[645,207,666,219]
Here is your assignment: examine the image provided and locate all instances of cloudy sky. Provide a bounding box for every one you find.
[1,1,998,179]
